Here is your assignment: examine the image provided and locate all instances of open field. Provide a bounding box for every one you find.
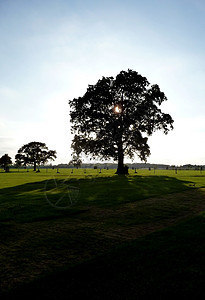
[0,168,205,298]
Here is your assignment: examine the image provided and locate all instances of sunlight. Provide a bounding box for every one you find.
[114,105,122,114]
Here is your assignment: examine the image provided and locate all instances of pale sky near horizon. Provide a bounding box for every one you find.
[0,0,205,166]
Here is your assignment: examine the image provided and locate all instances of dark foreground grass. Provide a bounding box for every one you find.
[2,213,205,300]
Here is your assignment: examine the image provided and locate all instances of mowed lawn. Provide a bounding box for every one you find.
[0,168,205,299]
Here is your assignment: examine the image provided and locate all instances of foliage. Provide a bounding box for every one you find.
[15,141,57,171]
[69,69,174,174]
[0,154,12,172]
[69,154,82,169]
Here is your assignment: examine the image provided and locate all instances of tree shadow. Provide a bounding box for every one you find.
[0,179,82,223]
[77,174,197,206]
[0,175,197,223]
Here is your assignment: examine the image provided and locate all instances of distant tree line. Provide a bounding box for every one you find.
[53,163,205,170]
[1,154,204,173]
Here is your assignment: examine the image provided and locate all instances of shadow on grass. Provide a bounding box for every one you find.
[0,175,196,223]
[2,212,205,299]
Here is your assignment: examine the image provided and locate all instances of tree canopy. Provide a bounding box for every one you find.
[15,141,57,171]
[0,154,12,172]
[69,69,174,174]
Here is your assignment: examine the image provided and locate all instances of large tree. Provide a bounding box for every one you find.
[0,154,12,172]
[69,69,174,174]
[15,141,57,171]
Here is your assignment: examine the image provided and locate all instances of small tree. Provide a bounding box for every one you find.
[15,141,57,171]
[0,154,12,172]
[69,154,82,169]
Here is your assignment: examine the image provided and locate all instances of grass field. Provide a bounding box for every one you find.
[0,168,205,299]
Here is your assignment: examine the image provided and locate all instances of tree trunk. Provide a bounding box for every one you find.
[34,161,36,171]
[5,166,9,173]
[116,140,128,175]
[115,113,128,175]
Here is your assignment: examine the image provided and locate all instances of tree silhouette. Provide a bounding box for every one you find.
[15,141,57,171]
[69,154,82,169]
[69,69,174,174]
[0,154,12,172]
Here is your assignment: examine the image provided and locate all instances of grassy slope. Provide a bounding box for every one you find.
[0,169,205,298]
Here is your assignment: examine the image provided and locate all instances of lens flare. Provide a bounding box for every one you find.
[114,105,122,114]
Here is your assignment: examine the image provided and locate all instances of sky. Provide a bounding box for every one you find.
[0,0,205,166]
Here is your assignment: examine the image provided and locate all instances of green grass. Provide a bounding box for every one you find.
[0,168,205,298]
[0,168,204,223]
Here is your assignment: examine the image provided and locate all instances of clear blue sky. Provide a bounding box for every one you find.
[0,0,205,165]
